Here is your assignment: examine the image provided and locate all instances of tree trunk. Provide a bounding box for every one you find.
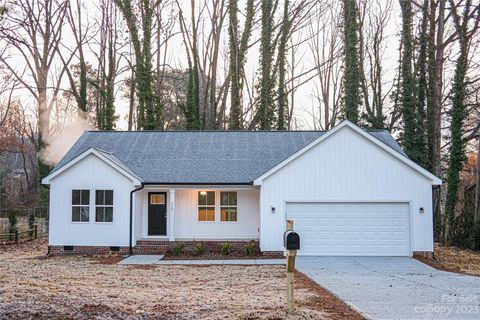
[426,0,445,240]
[432,0,445,180]
[128,69,136,131]
[341,0,361,123]
[277,0,290,130]
[475,138,480,224]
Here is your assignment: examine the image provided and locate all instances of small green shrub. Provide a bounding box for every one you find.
[192,243,205,256]
[245,242,255,256]
[171,243,185,256]
[221,242,231,255]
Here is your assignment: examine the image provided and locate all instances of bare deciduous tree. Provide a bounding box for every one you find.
[0,0,68,158]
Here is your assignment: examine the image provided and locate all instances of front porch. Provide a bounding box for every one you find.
[132,186,260,254]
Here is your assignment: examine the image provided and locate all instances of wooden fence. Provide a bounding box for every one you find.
[0,221,48,245]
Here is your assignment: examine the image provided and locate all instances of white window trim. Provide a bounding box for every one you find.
[220,191,238,222]
[72,189,90,223]
[197,190,216,222]
[196,190,239,223]
[95,190,114,223]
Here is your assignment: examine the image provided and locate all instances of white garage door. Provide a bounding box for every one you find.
[286,202,410,256]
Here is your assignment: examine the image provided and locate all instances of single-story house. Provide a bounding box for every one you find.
[42,121,442,256]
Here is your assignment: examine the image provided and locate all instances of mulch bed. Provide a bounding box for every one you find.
[414,243,480,276]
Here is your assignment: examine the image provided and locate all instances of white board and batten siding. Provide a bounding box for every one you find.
[174,188,259,240]
[48,154,135,247]
[258,126,435,256]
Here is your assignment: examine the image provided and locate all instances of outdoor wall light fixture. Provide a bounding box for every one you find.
[271,206,276,214]
[419,207,424,214]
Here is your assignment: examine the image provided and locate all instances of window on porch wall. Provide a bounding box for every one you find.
[198,191,215,221]
[220,191,237,221]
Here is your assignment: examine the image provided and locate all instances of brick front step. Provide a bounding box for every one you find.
[133,248,167,255]
[135,240,170,246]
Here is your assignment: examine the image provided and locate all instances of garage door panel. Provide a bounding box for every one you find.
[287,202,410,256]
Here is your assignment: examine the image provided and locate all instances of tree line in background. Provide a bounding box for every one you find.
[0,0,479,248]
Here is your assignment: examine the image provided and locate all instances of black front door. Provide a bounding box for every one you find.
[148,192,167,236]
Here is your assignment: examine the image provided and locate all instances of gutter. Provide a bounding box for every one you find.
[141,182,254,186]
[129,184,145,255]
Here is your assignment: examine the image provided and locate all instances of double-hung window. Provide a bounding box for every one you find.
[95,190,114,222]
[198,191,215,221]
[72,190,90,222]
[220,191,237,222]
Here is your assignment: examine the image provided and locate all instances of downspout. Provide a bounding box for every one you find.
[43,184,51,256]
[129,184,144,255]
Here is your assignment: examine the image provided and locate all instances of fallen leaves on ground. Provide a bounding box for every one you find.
[0,239,363,320]
[416,243,480,276]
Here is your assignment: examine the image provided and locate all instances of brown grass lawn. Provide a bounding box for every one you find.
[0,239,363,320]
[415,243,480,276]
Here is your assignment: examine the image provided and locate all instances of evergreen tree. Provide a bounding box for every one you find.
[444,0,471,243]
[256,0,275,130]
[179,8,201,130]
[277,0,290,130]
[341,0,361,124]
[114,0,160,130]
[228,0,241,129]
[399,0,425,165]
[184,62,201,130]
[227,0,254,130]
[412,0,429,168]
[426,0,437,173]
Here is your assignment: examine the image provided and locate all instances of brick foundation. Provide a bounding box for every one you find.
[413,251,434,259]
[48,240,260,256]
[49,245,129,255]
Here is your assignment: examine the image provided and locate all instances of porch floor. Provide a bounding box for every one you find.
[118,255,285,265]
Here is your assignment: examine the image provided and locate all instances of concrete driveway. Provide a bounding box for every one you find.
[296,257,480,320]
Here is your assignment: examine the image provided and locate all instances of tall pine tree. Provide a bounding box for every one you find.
[341,0,361,124]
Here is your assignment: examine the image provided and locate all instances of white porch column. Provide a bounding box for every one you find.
[169,189,175,241]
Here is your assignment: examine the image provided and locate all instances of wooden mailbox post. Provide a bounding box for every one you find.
[284,219,300,311]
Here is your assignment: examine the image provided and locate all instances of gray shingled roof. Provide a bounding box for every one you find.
[52,129,405,184]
